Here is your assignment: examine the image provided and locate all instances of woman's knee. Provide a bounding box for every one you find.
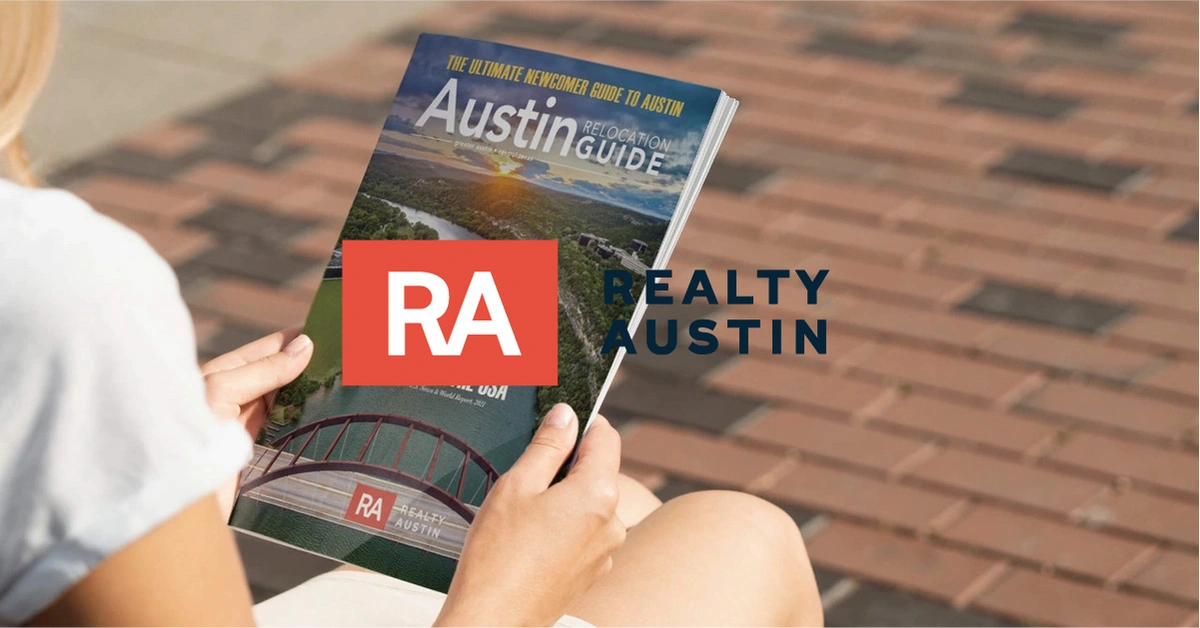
[663,490,808,559]
[662,490,822,624]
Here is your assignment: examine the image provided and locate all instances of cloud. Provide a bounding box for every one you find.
[515,158,551,178]
[453,147,496,171]
[546,179,678,221]
[383,114,416,134]
[655,129,703,178]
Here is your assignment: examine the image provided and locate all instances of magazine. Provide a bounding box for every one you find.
[230,33,738,592]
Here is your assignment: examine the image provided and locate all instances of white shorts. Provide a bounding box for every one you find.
[252,568,594,627]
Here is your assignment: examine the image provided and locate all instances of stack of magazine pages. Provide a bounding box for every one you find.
[230,33,738,592]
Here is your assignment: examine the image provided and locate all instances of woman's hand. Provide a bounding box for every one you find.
[436,404,626,627]
[201,327,313,518]
[201,327,313,438]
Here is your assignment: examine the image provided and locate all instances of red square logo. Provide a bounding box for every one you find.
[342,240,558,386]
[344,483,397,530]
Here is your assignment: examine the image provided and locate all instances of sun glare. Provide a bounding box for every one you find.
[493,154,522,177]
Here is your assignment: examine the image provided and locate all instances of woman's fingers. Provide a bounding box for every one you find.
[568,414,621,479]
[200,327,304,375]
[204,334,312,407]
[506,403,578,492]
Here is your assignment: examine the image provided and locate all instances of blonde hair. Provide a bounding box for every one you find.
[1,1,59,187]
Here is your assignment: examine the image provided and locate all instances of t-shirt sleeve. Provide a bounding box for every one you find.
[0,186,252,624]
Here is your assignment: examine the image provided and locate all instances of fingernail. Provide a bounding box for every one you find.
[284,334,312,356]
[544,403,575,429]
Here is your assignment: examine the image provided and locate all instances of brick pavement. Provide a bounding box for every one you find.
[51,2,1197,625]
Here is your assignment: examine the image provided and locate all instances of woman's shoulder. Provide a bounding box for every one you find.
[0,178,182,331]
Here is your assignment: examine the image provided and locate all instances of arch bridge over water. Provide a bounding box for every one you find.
[240,413,500,523]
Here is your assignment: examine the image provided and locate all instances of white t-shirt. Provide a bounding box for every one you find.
[0,178,251,624]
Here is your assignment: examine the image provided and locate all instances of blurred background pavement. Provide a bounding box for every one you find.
[28,2,1199,626]
[27,1,437,170]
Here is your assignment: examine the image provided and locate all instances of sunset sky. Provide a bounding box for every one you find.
[373,34,723,220]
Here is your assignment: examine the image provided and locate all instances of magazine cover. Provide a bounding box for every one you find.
[230,34,724,591]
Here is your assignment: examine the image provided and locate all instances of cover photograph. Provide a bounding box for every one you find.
[230,33,736,592]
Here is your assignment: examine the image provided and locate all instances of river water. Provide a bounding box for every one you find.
[373,196,484,241]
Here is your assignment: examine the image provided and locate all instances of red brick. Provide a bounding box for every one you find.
[121,221,214,265]
[283,116,381,157]
[873,0,1012,31]
[1028,186,1187,235]
[975,323,1158,382]
[120,121,209,158]
[766,173,917,222]
[952,113,1112,164]
[1126,549,1199,604]
[835,299,993,351]
[191,312,222,353]
[284,151,371,191]
[688,192,789,235]
[741,409,927,473]
[770,212,936,266]
[725,137,893,185]
[281,43,412,100]
[974,568,1193,627]
[188,278,312,331]
[811,252,977,305]
[674,227,812,272]
[875,161,1033,213]
[1065,268,1198,320]
[806,520,1003,601]
[1019,380,1196,441]
[738,110,999,172]
[287,268,326,302]
[694,44,956,100]
[1055,1,1198,36]
[1109,315,1199,357]
[868,394,1057,456]
[1080,490,1199,546]
[1039,226,1197,277]
[1049,431,1198,496]
[1068,120,1195,165]
[1140,361,1199,400]
[1098,140,1198,174]
[71,174,213,223]
[705,357,890,417]
[743,75,979,139]
[271,184,355,222]
[1072,105,1196,140]
[762,460,959,531]
[932,243,1086,288]
[409,6,494,38]
[566,0,789,43]
[895,201,1050,248]
[815,56,960,100]
[848,343,1037,402]
[1029,67,1194,116]
[621,421,788,489]
[938,504,1152,580]
[907,448,1105,516]
[1123,29,1199,59]
[291,224,343,259]
[852,122,1006,172]
[178,161,312,208]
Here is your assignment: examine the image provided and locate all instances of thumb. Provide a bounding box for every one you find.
[506,403,578,492]
[206,334,313,406]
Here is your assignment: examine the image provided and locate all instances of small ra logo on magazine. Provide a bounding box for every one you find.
[341,240,559,386]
